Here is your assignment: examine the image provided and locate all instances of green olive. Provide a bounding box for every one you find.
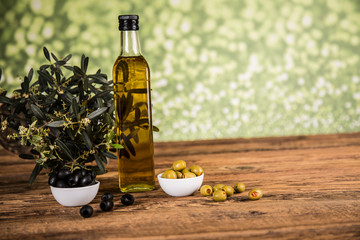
[200,185,213,196]
[234,182,246,193]
[172,160,186,171]
[222,185,234,197]
[248,189,263,200]
[183,172,197,178]
[161,170,170,178]
[213,184,225,191]
[175,171,183,179]
[213,190,227,201]
[181,168,190,174]
[162,170,177,179]
[190,165,203,176]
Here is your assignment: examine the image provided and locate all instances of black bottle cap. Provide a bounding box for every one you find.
[118,15,139,31]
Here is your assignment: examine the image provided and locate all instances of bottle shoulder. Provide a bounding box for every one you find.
[114,55,149,66]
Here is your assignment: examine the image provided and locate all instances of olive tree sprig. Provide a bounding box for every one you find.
[0,47,123,184]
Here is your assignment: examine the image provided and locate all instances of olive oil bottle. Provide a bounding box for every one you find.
[112,15,155,192]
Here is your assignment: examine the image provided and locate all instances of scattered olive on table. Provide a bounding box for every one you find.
[200,185,213,196]
[199,181,263,202]
[213,190,227,202]
[101,192,114,201]
[234,182,246,193]
[248,189,263,200]
[213,184,225,192]
[100,192,114,212]
[80,205,93,218]
[100,200,114,212]
[121,194,135,206]
[221,185,234,197]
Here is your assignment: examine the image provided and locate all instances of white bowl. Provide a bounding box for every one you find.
[157,173,204,197]
[50,181,100,207]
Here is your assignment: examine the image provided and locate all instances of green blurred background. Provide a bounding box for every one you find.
[1,0,360,142]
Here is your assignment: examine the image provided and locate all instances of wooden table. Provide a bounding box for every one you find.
[1,133,360,239]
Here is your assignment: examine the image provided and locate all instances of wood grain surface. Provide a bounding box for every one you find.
[0,133,360,240]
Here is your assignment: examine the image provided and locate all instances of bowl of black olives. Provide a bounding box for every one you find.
[157,160,204,197]
[49,168,99,207]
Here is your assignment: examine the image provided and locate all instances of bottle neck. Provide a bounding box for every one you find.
[120,31,141,56]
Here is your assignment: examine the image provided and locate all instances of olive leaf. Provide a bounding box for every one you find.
[66,127,75,140]
[29,163,43,185]
[30,104,46,120]
[47,120,65,127]
[118,60,129,83]
[121,133,135,156]
[153,125,160,132]
[94,153,106,174]
[43,47,51,61]
[104,112,113,127]
[51,52,58,62]
[56,139,73,160]
[122,93,133,120]
[86,107,108,120]
[64,65,74,71]
[110,143,123,149]
[71,97,79,116]
[28,68,34,81]
[120,148,130,159]
[127,88,148,94]
[81,131,93,150]
[81,54,89,73]
[135,108,140,120]
[83,77,89,91]
[74,66,84,77]
[88,74,108,84]
[101,151,117,159]
[128,127,140,144]
[0,96,11,104]
[63,54,72,62]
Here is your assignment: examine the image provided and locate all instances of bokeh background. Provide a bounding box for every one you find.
[1,0,360,141]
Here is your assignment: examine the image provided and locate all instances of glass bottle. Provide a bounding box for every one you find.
[112,15,155,192]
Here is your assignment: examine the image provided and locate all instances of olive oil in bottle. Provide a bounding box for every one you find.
[112,15,155,192]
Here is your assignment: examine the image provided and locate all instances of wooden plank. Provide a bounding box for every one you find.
[0,133,360,239]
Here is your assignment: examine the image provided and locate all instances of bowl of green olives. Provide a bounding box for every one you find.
[157,160,204,197]
[50,181,100,207]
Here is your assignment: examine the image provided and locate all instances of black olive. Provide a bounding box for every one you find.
[91,170,96,180]
[57,169,71,179]
[77,169,87,177]
[55,179,69,188]
[101,192,113,201]
[100,201,113,212]
[67,173,80,187]
[79,174,92,187]
[80,205,93,218]
[48,174,57,186]
[121,194,134,206]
